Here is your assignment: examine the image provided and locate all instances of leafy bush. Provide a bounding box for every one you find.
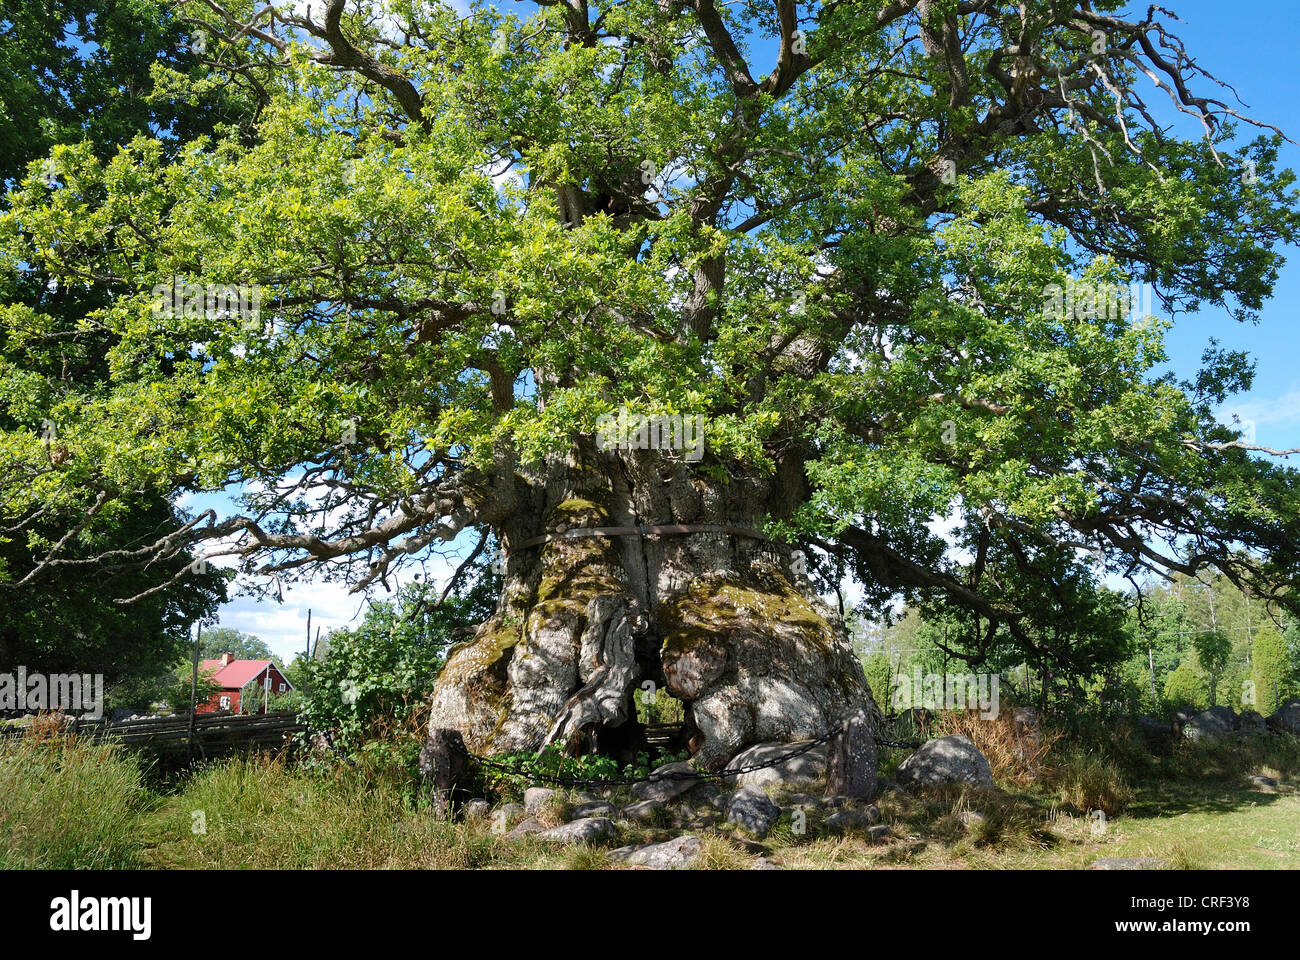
[1252,627,1293,715]
[634,684,684,725]
[1163,659,1208,711]
[300,571,496,771]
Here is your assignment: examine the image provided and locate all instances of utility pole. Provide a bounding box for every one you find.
[187,623,203,762]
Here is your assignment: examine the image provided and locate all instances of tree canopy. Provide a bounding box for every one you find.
[0,0,248,679]
[2,0,1299,669]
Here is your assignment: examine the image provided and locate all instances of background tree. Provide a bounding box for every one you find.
[3,1,1300,767]
[0,0,255,682]
[198,627,273,661]
[1252,626,1292,715]
[1192,628,1232,707]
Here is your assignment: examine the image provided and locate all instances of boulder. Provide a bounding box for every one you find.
[724,741,827,790]
[506,817,546,839]
[497,802,526,825]
[463,799,492,821]
[726,785,782,838]
[1267,700,1300,735]
[570,800,617,819]
[631,761,700,803]
[1248,775,1278,792]
[613,835,702,869]
[687,781,723,807]
[896,735,994,788]
[619,799,666,823]
[1239,710,1267,733]
[867,824,891,841]
[1181,706,1237,741]
[537,817,619,845]
[524,786,561,816]
[825,809,874,832]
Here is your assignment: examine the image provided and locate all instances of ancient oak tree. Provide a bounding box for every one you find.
[3,1,1299,771]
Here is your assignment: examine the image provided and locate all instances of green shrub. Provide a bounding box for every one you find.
[1163,659,1208,711]
[1252,627,1293,716]
[300,576,493,772]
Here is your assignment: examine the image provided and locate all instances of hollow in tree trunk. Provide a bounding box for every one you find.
[427,444,881,777]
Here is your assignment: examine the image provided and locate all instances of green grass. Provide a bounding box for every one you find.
[3,730,1298,870]
[0,731,150,868]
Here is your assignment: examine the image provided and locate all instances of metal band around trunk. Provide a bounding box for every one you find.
[506,523,777,555]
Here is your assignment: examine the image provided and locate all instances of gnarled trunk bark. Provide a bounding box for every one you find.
[427,442,880,773]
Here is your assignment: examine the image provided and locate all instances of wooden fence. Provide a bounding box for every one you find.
[1,710,304,761]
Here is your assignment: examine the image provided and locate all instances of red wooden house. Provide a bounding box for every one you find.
[196,653,293,714]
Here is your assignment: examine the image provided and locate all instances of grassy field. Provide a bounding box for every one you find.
[2,726,1297,870]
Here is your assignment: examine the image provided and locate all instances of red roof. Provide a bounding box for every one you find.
[200,659,279,690]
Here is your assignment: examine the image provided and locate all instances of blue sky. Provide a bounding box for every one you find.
[211,1,1300,659]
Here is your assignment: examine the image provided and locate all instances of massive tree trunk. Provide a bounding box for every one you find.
[427,441,880,772]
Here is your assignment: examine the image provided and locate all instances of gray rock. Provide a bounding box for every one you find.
[959,810,986,828]
[825,809,873,832]
[1089,857,1170,870]
[463,799,492,821]
[620,799,666,823]
[751,858,780,870]
[1182,707,1237,741]
[615,835,701,869]
[1249,774,1278,792]
[1267,700,1300,735]
[784,792,821,808]
[570,800,617,819]
[537,817,619,845]
[1239,710,1267,732]
[506,816,546,839]
[524,786,561,816]
[896,735,994,788]
[725,741,827,790]
[867,825,891,841]
[687,781,723,806]
[497,802,526,824]
[710,791,732,812]
[631,761,700,803]
[726,785,782,838]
